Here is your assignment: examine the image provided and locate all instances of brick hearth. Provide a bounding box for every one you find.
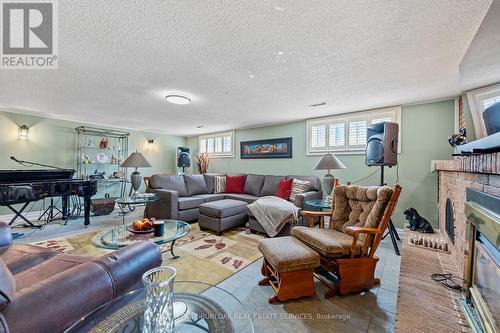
[395,231,468,333]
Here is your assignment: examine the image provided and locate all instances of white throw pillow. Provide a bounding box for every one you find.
[289,179,310,202]
[214,176,226,194]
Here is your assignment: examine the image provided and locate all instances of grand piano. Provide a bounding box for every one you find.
[0,169,97,227]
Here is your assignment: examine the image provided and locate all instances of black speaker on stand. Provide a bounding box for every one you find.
[177,147,191,174]
[365,122,401,255]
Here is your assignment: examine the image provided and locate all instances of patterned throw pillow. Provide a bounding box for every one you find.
[289,179,310,202]
[214,176,226,194]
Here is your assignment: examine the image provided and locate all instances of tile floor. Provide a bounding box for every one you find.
[7,207,401,333]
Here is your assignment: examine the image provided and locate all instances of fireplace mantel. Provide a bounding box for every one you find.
[431,152,500,278]
[432,152,499,175]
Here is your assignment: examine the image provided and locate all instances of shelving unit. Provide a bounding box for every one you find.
[75,126,130,199]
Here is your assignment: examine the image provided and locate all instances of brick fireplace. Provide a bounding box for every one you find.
[432,152,500,279]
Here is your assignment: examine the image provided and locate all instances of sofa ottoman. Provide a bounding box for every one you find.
[247,207,293,237]
[198,199,248,235]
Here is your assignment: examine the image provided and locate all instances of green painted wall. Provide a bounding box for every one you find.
[0,111,186,215]
[188,100,455,228]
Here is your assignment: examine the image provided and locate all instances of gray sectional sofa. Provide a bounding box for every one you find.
[144,173,322,235]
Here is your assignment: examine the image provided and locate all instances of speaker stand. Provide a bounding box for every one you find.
[38,198,63,223]
[380,166,401,256]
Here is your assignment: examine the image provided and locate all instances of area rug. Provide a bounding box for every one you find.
[32,224,264,286]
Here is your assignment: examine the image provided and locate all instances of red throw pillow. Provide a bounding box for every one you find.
[275,178,293,200]
[225,175,245,193]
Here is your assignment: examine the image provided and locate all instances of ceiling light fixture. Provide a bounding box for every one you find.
[248,71,256,78]
[165,94,191,105]
[274,51,286,63]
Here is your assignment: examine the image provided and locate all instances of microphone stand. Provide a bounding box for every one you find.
[10,157,68,170]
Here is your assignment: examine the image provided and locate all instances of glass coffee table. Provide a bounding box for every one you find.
[64,281,254,333]
[304,199,332,210]
[304,199,332,228]
[91,220,191,259]
[116,195,159,224]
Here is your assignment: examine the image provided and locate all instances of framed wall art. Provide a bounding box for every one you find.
[240,137,292,159]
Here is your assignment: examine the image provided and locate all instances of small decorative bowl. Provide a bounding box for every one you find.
[126,226,154,234]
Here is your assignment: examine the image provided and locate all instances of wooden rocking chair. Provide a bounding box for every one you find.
[294,184,402,297]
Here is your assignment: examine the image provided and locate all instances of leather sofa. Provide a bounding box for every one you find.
[144,173,322,234]
[0,222,162,333]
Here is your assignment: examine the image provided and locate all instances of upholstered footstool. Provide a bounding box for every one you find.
[258,236,320,303]
[198,199,248,235]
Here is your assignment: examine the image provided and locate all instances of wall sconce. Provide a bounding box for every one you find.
[18,125,29,139]
[147,139,156,150]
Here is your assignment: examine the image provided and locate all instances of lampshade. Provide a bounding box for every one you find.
[314,153,346,171]
[120,152,152,168]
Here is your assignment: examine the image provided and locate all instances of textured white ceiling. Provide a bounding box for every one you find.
[0,1,492,136]
[460,0,500,90]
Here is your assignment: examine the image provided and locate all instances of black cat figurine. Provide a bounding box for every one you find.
[404,207,434,233]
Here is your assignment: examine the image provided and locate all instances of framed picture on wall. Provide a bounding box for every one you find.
[240,137,293,159]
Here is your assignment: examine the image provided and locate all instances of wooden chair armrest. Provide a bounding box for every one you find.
[300,211,331,217]
[345,226,379,235]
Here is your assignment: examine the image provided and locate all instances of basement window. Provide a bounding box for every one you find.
[199,131,235,158]
[466,83,500,139]
[306,106,401,155]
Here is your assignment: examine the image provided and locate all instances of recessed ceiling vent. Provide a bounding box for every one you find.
[309,102,326,107]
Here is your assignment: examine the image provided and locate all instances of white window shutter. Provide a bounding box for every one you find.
[329,123,345,147]
[311,125,326,147]
[348,121,367,146]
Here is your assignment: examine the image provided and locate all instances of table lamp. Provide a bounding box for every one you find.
[120,151,152,196]
[314,153,346,203]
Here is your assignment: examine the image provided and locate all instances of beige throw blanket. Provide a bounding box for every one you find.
[247,196,299,237]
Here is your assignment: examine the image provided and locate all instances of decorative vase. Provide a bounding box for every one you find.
[196,153,210,174]
[142,266,176,333]
[323,173,335,204]
[99,138,109,149]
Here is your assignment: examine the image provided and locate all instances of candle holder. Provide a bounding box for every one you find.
[141,266,177,333]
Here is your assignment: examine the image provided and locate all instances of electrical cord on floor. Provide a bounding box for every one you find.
[431,273,464,291]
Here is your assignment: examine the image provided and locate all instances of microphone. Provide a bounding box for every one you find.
[10,156,26,166]
[10,156,65,170]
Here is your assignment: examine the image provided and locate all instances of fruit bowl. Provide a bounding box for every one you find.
[126,226,153,234]
[128,218,155,234]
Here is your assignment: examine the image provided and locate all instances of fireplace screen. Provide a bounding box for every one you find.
[445,198,455,244]
[474,235,500,331]
[461,188,500,333]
